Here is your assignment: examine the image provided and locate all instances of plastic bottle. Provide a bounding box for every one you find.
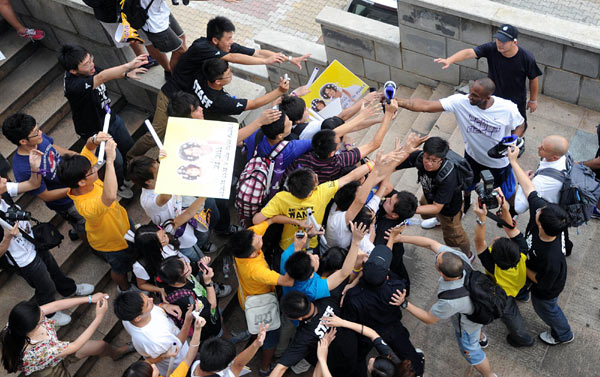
[405,217,421,226]
[223,256,230,279]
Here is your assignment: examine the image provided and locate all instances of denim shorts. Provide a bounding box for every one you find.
[145,14,184,52]
[455,328,485,366]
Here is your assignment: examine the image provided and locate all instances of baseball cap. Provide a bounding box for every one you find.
[362,245,393,286]
[493,24,519,42]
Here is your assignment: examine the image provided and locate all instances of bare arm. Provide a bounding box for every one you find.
[231,324,268,376]
[357,100,397,157]
[508,146,535,197]
[183,318,205,367]
[100,140,118,207]
[15,149,43,193]
[246,78,289,110]
[527,77,539,113]
[56,298,109,358]
[415,202,444,216]
[237,109,282,144]
[434,48,477,69]
[93,55,148,89]
[172,197,206,229]
[37,188,69,202]
[223,52,282,65]
[269,364,288,377]
[337,164,371,188]
[390,289,439,324]
[391,234,443,253]
[526,268,538,283]
[397,98,444,113]
[276,273,295,287]
[473,205,488,254]
[584,158,600,170]
[327,223,365,290]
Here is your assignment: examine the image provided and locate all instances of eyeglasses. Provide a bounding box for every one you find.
[423,156,443,165]
[85,165,98,177]
[27,127,40,139]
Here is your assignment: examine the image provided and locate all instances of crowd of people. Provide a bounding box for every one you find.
[0,2,598,376]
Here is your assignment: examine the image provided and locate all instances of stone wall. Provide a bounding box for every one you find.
[314,2,600,111]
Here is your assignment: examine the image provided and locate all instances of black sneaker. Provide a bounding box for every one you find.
[68,229,79,241]
[141,56,159,70]
[488,137,525,159]
[506,334,535,348]
[215,224,244,237]
[463,193,472,214]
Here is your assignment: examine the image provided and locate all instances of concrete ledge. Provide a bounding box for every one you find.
[403,0,600,54]
[316,6,400,47]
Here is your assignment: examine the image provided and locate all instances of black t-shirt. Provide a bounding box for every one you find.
[343,276,406,330]
[474,42,543,106]
[396,151,462,216]
[163,279,222,340]
[83,0,118,22]
[525,191,567,299]
[162,37,255,98]
[278,297,357,374]
[64,68,115,138]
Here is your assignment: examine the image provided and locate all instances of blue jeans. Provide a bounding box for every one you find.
[531,295,573,341]
[108,114,134,158]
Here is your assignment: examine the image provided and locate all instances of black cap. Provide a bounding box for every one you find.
[362,245,392,286]
[321,116,345,130]
[493,24,518,42]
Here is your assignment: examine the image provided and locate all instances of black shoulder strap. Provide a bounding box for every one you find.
[252,129,264,157]
[536,168,567,183]
[144,0,156,11]
[435,158,454,183]
[0,194,38,245]
[438,286,469,300]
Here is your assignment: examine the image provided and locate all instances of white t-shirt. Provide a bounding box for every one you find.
[132,245,188,281]
[514,156,567,214]
[325,196,380,253]
[297,119,323,140]
[140,188,197,249]
[122,305,189,377]
[440,94,523,168]
[140,0,171,34]
[0,199,36,267]
[191,360,236,377]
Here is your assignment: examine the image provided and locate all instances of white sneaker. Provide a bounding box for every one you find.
[52,311,71,327]
[74,283,94,296]
[290,358,311,374]
[118,185,134,199]
[420,217,441,229]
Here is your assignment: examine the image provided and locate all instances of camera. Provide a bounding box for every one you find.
[475,170,499,210]
[4,207,31,222]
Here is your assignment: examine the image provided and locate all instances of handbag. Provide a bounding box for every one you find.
[233,262,281,334]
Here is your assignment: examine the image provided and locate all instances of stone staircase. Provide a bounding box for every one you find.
[0,26,239,377]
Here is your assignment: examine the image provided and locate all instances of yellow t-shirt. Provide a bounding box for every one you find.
[261,180,339,249]
[485,249,528,297]
[235,222,280,309]
[67,147,129,252]
[161,361,189,377]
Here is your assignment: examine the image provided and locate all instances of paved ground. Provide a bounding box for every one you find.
[491,0,600,26]
[171,0,347,48]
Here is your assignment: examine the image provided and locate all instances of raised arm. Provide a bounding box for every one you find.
[16,149,43,193]
[245,77,289,110]
[237,109,282,144]
[386,227,443,253]
[473,204,488,254]
[507,146,535,196]
[183,317,206,367]
[327,222,365,290]
[231,324,268,376]
[100,139,118,207]
[397,98,444,113]
[172,197,206,228]
[320,314,380,341]
[434,48,477,69]
[93,55,148,89]
[56,297,109,358]
[357,100,397,157]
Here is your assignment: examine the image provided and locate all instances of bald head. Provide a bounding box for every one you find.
[438,252,464,279]
[542,135,569,159]
[474,78,496,96]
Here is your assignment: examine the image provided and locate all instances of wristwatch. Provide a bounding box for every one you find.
[205,282,214,288]
[476,219,485,226]
[400,300,408,309]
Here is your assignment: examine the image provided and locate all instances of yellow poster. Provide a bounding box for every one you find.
[155,117,238,199]
[303,59,369,115]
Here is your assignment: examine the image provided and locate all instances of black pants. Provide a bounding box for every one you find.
[18,249,77,309]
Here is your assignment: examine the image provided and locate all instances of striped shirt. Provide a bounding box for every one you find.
[289,148,362,184]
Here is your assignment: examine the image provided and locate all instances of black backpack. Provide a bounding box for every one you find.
[438,266,507,325]
[416,150,474,191]
[121,0,155,29]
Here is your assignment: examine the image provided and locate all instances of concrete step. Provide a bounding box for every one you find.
[410,84,454,135]
[428,111,458,140]
[0,48,62,125]
[0,29,38,82]
[346,84,414,146]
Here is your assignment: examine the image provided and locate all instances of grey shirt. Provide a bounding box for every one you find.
[430,245,482,335]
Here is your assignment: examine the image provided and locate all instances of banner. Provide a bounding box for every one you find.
[155,117,238,199]
[303,60,369,116]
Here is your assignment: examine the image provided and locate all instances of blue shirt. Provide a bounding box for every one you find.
[12,134,73,211]
[280,244,330,301]
[244,130,312,170]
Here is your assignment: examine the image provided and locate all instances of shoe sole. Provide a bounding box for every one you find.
[539,333,574,345]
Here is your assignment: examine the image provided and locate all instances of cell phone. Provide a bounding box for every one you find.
[198,262,208,274]
[295,230,305,238]
[399,220,407,227]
